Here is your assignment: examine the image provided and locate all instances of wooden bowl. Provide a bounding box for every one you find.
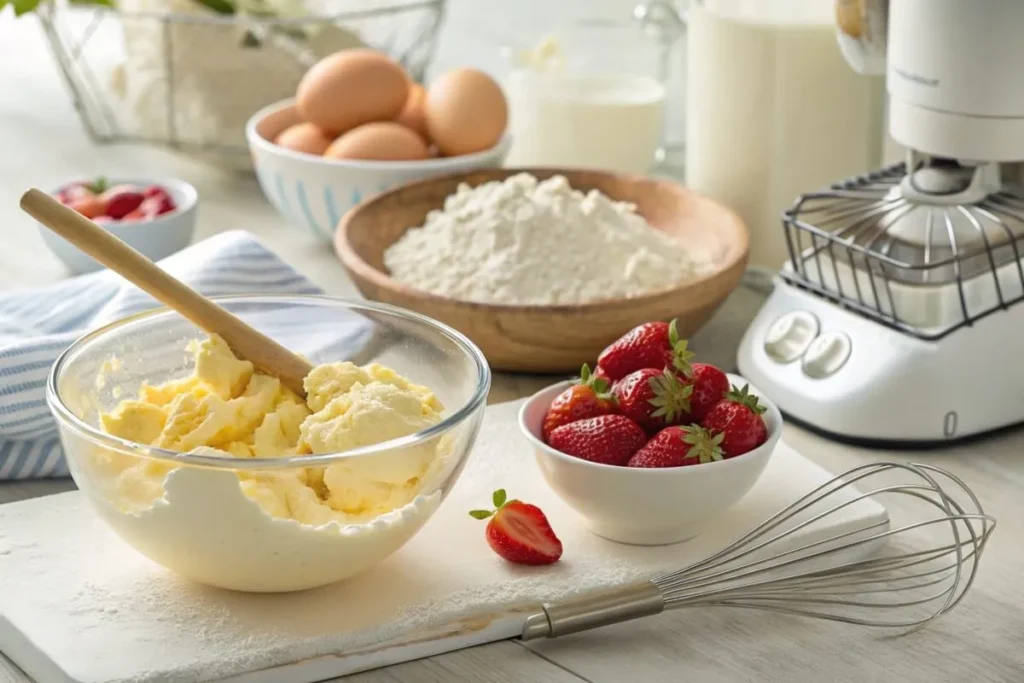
[335,168,749,373]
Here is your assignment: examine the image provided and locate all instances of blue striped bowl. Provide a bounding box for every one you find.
[246,99,511,243]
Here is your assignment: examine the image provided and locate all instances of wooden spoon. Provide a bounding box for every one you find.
[21,188,313,397]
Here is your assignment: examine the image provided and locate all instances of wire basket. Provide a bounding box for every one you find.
[38,0,446,171]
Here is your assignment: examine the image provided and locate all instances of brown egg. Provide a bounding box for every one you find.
[393,83,429,140]
[296,49,409,136]
[273,122,334,156]
[323,122,429,161]
[425,68,508,157]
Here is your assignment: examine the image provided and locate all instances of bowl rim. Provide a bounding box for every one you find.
[517,374,782,474]
[334,167,750,314]
[46,294,492,470]
[245,97,513,171]
[47,177,198,228]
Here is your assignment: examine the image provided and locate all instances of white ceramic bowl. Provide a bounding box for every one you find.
[245,98,512,244]
[519,373,782,546]
[39,178,198,275]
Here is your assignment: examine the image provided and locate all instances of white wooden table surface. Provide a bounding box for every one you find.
[1,13,1023,683]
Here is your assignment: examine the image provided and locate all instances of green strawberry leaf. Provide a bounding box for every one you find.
[469,509,493,520]
[581,363,613,400]
[647,368,693,423]
[670,338,695,377]
[725,384,767,414]
[681,425,725,463]
[492,488,507,508]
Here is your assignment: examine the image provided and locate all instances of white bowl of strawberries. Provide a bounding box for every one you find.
[519,319,782,546]
[39,177,197,274]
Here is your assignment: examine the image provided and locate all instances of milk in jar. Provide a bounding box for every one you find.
[504,33,667,174]
[505,71,666,174]
[685,0,886,271]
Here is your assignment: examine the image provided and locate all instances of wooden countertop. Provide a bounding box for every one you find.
[1,14,1022,683]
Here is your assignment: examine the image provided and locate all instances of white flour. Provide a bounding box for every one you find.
[383,173,714,305]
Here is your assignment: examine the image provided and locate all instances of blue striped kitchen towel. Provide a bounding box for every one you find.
[0,230,338,480]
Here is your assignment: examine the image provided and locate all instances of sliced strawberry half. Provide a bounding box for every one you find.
[470,489,562,566]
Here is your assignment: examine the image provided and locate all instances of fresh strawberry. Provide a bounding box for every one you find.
[596,321,669,381]
[68,195,105,219]
[542,364,616,441]
[102,188,145,219]
[701,384,769,457]
[142,184,170,199]
[685,363,731,421]
[628,424,725,468]
[547,414,647,466]
[470,489,562,565]
[597,318,694,381]
[140,193,176,217]
[613,367,693,432]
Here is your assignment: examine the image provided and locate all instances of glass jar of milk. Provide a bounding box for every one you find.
[685,0,887,273]
[503,18,679,175]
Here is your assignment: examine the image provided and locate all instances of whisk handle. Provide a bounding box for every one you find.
[520,581,666,641]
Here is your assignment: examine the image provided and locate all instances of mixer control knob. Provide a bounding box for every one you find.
[802,332,852,379]
[763,311,819,363]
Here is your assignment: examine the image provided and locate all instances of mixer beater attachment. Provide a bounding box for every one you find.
[520,462,994,640]
[780,156,1024,338]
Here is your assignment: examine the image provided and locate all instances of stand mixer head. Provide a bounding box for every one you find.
[840,0,1024,164]
[736,0,1024,444]
[799,0,1024,335]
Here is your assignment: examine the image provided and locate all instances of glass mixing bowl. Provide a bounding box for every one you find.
[47,296,490,592]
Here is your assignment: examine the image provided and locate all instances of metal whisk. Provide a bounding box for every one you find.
[520,462,995,641]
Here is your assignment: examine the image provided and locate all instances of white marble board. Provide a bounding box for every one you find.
[0,398,888,683]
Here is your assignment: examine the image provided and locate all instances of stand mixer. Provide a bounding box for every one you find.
[737,0,1024,445]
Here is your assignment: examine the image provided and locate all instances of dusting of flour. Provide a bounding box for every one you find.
[383,173,714,305]
[0,400,884,683]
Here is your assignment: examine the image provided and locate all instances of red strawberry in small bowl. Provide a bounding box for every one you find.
[519,373,781,546]
[613,366,693,433]
[39,177,197,275]
[541,364,617,441]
